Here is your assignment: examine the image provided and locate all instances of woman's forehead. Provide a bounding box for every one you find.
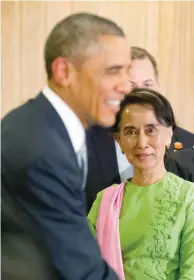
[121,104,157,123]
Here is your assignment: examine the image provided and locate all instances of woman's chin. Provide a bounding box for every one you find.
[134,161,156,171]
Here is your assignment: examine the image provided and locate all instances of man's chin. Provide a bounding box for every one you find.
[98,117,115,128]
[88,115,115,128]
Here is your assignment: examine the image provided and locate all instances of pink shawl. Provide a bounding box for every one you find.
[96,182,125,280]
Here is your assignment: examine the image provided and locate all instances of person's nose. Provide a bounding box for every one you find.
[116,72,132,96]
[131,82,141,90]
[137,132,148,149]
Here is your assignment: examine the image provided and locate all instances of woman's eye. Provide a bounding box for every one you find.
[147,128,157,135]
[125,130,136,136]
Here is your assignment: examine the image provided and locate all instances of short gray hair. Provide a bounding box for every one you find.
[44,12,125,78]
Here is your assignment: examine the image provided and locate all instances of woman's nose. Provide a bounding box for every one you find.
[137,133,148,149]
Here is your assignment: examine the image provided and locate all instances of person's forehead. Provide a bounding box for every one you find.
[83,35,131,68]
[131,58,155,74]
[121,104,157,123]
[86,35,130,57]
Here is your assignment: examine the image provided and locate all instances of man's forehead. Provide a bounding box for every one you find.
[131,58,155,72]
[86,35,130,55]
[130,58,156,79]
[84,36,131,68]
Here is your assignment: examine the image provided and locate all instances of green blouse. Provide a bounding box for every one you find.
[88,173,194,280]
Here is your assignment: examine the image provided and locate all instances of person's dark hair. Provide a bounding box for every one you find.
[131,46,159,79]
[113,88,176,133]
[44,12,125,78]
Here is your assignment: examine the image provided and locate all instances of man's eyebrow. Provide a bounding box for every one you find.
[106,65,122,70]
[143,79,154,83]
[106,64,131,70]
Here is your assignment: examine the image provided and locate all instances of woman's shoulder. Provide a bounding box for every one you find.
[167,172,194,201]
[88,182,126,221]
[167,172,194,187]
[96,182,126,199]
[91,182,125,206]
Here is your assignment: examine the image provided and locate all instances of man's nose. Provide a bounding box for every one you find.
[117,74,132,96]
[131,82,141,90]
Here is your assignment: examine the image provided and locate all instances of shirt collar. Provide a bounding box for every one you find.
[42,86,85,154]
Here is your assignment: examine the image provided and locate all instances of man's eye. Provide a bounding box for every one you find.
[107,68,120,75]
[144,83,151,87]
[130,81,136,89]
[144,82,153,88]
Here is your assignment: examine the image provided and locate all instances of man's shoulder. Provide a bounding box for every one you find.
[165,148,194,182]
[2,93,74,173]
[2,93,45,138]
[171,126,194,151]
[170,148,194,163]
[174,126,194,140]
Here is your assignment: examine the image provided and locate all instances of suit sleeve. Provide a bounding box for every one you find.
[19,155,118,280]
[179,184,194,279]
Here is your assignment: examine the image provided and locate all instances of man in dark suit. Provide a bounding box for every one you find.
[1,185,56,280]
[86,126,121,211]
[1,13,131,280]
[85,46,194,212]
[170,127,194,151]
[165,147,194,182]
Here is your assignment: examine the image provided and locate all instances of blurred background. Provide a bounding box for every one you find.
[1,1,194,132]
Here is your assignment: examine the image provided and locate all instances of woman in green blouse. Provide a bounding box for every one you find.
[88,88,194,280]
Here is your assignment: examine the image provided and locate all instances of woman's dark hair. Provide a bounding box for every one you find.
[113,88,176,133]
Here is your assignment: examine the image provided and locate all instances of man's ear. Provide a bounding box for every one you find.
[51,57,73,87]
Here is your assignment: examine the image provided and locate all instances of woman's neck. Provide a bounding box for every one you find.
[131,163,167,186]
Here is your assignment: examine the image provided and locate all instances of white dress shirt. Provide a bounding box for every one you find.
[115,140,134,181]
[42,87,87,185]
[43,86,132,185]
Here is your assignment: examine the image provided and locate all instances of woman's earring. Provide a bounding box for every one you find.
[121,149,125,154]
[165,142,170,152]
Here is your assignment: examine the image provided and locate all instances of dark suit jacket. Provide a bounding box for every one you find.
[1,93,118,280]
[170,126,194,151]
[85,126,120,211]
[85,125,194,212]
[1,184,56,280]
[165,148,194,182]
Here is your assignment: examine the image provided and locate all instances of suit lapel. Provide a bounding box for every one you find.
[33,93,79,170]
[88,126,120,186]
